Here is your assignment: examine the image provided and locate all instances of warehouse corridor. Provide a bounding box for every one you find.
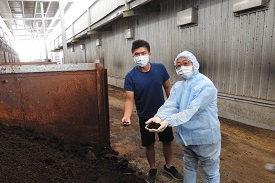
[108,85,275,183]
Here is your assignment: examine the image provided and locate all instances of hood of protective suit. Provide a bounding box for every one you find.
[174,50,200,72]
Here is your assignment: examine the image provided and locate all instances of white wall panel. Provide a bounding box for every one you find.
[66,25,73,40]
[89,0,125,25]
[74,11,88,35]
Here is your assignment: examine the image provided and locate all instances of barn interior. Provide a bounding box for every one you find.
[0,1,275,182]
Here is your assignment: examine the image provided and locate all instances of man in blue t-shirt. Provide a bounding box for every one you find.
[121,40,183,183]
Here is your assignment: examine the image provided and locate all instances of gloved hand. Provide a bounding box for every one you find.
[145,117,168,133]
[145,117,162,125]
[145,117,161,131]
[152,120,168,133]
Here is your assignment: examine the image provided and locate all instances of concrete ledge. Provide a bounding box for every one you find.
[218,96,275,131]
[0,63,96,74]
[96,76,275,131]
[108,76,124,88]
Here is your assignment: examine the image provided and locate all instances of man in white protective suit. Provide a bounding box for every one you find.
[146,50,221,183]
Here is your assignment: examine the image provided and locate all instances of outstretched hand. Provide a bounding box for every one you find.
[145,117,162,125]
[145,117,168,133]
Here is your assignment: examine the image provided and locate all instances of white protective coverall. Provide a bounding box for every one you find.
[155,50,221,183]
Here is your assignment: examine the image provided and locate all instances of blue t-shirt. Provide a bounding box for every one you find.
[124,62,170,117]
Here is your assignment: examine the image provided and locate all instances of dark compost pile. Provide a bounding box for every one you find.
[0,123,146,183]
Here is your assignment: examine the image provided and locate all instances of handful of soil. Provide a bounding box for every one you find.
[146,122,161,129]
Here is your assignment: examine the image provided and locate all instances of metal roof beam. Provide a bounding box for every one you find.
[7,0,76,2]
[3,17,60,20]
[12,28,54,30]
[7,0,59,2]
[13,34,49,36]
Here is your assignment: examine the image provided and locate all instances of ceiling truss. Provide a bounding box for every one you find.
[0,0,68,41]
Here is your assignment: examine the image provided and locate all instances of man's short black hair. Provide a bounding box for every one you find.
[131,40,150,53]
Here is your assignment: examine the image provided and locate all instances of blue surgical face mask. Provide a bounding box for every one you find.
[176,65,194,79]
[133,55,149,67]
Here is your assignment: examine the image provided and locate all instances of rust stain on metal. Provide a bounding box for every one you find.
[0,64,109,149]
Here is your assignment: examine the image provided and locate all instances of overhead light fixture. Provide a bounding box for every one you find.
[233,0,267,13]
[124,28,134,39]
[71,45,75,52]
[71,38,79,44]
[87,30,98,35]
[80,44,85,50]
[96,39,101,46]
[123,3,134,17]
[177,8,197,26]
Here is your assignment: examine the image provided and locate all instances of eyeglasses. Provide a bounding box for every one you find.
[174,62,193,69]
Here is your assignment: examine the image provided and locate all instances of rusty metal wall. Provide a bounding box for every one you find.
[0,63,110,149]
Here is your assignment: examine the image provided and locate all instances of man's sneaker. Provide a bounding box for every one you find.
[265,163,275,173]
[146,169,157,183]
[163,165,183,181]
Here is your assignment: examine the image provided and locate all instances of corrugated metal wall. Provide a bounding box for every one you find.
[51,0,275,129]
[101,0,275,103]
[0,50,4,63]
[51,0,275,103]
